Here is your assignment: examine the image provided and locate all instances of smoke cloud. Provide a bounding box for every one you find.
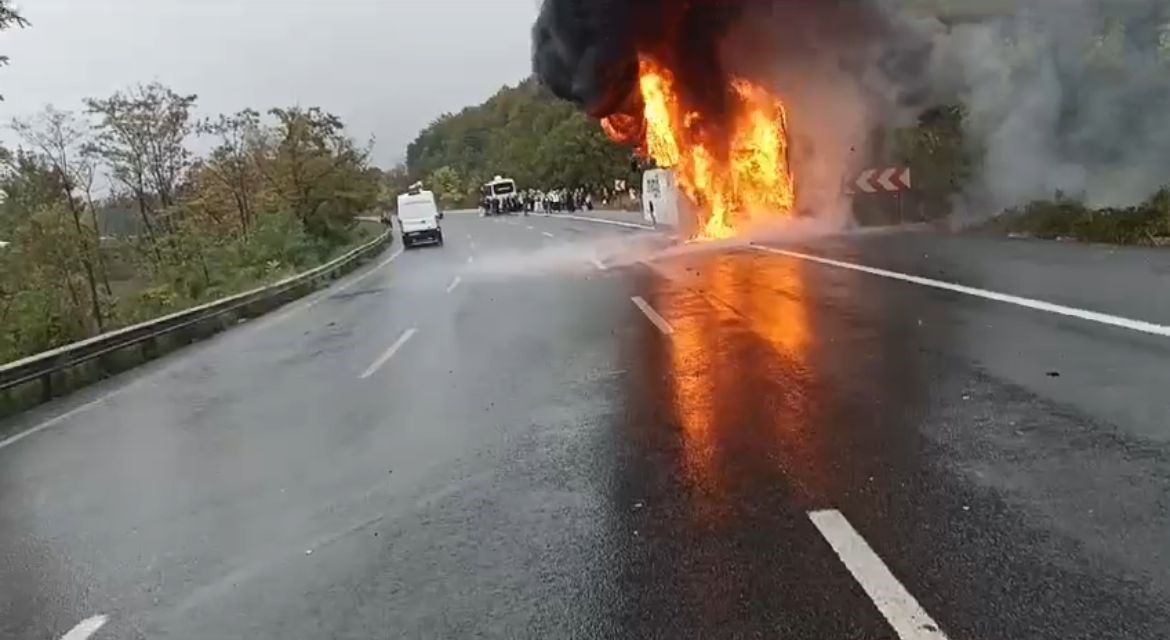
[888,1,1170,213]
[532,0,1170,218]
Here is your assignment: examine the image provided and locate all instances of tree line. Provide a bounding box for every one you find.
[0,83,381,364]
[403,78,639,208]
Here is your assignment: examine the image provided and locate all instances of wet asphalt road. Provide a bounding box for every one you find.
[2,212,1170,639]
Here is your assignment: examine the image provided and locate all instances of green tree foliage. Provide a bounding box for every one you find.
[891,105,973,215]
[0,0,28,100]
[265,107,375,243]
[405,77,635,202]
[986,188,1170,245]
[426,165,463,208]
[0,84,381,364]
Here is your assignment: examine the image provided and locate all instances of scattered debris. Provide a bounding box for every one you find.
[1046,371,1061,378]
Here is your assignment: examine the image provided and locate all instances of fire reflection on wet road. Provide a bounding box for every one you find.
[647,248,835,509]
[608,247,885,639]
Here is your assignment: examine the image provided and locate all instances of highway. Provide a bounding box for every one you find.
[2,212,1170,639]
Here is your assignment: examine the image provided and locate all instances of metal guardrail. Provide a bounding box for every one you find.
[0,227,393,399]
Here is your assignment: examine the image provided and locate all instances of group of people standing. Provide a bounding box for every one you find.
[519,188,593,214]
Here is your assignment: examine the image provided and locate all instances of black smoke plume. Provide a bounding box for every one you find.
[530,0,747,120]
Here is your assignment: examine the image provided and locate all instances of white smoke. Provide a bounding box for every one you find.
[879,0,1170,216]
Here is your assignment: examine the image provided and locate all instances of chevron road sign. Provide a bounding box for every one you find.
[847,167,912,195]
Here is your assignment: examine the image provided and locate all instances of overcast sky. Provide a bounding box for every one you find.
[0,0,540,166]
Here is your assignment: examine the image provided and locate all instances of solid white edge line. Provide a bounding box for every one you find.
[260,246,404,327]
[252,244,404,331]
[61,614,109,640]
[446,275,462,293]
[809,510,949,640]
[754,245,1170,338]
[359,328,418,379]
[334,246,404,294]
[542,231,555,238]
[631,296,674,335]
[0,386,132,451]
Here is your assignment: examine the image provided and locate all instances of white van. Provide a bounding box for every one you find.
[397,190,444,248]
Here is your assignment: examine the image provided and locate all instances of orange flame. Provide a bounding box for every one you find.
[603,56,796,240]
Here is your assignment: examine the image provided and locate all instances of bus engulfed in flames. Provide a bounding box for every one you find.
[602,56,797,240]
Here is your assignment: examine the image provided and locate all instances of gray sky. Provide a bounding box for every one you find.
[0,0,540,166]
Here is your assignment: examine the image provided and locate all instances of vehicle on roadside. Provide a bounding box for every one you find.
[481,176,521,215]
[397,188,444,248]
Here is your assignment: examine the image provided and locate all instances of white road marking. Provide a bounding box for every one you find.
[0,389,124,451]
[631,296,674,335]
[338,246,404,294]
[592,256,607,271]
[526,225,535,230]
[542,231,555,238]
[754,245,1170,338]
[466,255,474,264]
[61,615,109,640]
[359,328,418,379]
[445,275,462,293]
[809,510,949,640]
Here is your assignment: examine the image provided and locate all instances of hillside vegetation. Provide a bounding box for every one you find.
[0,83,382,365]
[404,78,637,208]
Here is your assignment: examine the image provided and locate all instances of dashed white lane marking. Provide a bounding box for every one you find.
[466,255,475,264]
[754,245,1170,338]
[1,246,410,452]
[61,615,109,640]
[542,231,555,238]
[445,275,462,293]
[809,510,949,640]
[631,296,674,335]
[359,328,418,379]
[592,256,607,271]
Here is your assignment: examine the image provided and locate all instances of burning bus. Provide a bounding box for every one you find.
[534,0,798,240]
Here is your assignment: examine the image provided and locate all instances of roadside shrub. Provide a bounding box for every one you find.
[988,188,1170,245]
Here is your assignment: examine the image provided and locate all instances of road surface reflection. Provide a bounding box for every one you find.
[649,249,831,512]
